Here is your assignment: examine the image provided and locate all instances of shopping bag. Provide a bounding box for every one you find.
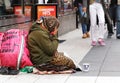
[0,29,33,69]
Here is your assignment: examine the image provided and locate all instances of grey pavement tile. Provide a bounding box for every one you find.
[1,73,40,83]
[85,46,109,56]
[110,41,120,47]
[107,50,120,55]
[106,53,120,56]
[82,51,107,60]
[81,52,107,64]
[104,55,120,61]
[80,56,105,63]
[79,48,110,72]
[96,75,120,83]
[110,43,120,48]
[84,51,106,57]
[99,72,120,76]
[66,72,98,83]
[0,75,13,83]
[101,60,120,72]
[0,73,70,83]
[71,71,99,76]
[108,42,120,53]
[101,53,120,71]
[109,43,120,48]
[35,74,70,83]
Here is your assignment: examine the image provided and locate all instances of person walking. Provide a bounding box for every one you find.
[74,0,90,39]
[116,0,120,39]
[0,0,13,15]
[83,0,106,46]
[109,0,117,30]
[102,0,114,38]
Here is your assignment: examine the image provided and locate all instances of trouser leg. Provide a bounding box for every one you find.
[97,3,105,39]
[116,6,120,37]
[89,3,97,41]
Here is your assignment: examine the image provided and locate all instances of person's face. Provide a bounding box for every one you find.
[50,27,58,35]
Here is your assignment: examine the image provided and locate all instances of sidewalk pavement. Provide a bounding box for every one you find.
[0,24,120,83]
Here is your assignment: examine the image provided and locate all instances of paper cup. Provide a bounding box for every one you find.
[82,63,90,72]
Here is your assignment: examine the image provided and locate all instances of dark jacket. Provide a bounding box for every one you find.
[74,0,83,8]
[28,22,59,65]
[110,0,117,7]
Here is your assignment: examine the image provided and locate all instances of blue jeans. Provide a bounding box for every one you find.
[78,5,87,34]
[116,5,120,35]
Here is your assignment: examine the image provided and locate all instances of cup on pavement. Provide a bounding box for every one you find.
[82,63,90,72]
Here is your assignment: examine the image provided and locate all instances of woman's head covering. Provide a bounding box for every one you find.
[42,16,60,32]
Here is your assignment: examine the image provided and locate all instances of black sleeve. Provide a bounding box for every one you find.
[74,0,78,7]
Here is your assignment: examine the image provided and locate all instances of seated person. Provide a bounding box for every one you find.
[28,16,80,74]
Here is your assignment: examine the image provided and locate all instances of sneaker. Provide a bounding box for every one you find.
[117,34,120,39]
[91,41,97,46]
[98,39,106,46]
[107,33,114,38]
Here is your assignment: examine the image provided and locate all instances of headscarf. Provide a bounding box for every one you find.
[41,16,60,32]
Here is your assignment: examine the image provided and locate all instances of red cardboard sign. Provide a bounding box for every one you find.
[37,5,57,19]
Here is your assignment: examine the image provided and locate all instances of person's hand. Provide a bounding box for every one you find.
[50,27,58,35]
[74,7,78,11]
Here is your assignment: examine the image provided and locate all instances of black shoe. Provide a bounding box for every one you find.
[74,68,82,72]
[117,34,120,39]
[107,33,114,38]
[0,67,9,75]
[8,68,19,75]
[0,67,19,75]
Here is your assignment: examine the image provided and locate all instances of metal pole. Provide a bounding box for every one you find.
[21,0,25,14]
[43,0,45,3]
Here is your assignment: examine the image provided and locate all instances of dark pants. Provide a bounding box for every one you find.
[105,15,114,34]
[109,5,117,27]
[0,6,5,15]
[116,5,120,36]
[105,8,114,34]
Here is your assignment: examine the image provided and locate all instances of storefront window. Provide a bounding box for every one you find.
[24,0,32,4]
[64,0,72,11]
[58,0,74,16]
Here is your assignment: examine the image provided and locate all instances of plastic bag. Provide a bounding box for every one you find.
[0,29,33,69]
